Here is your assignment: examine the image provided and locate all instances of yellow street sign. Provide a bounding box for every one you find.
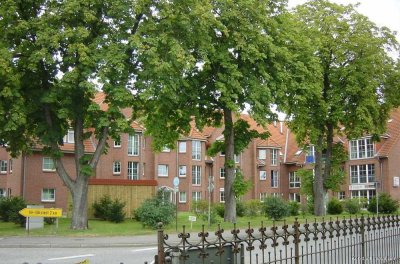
[19,208,62,218]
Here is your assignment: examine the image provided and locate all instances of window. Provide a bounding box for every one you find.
[178,141,187,153]
[158,164,168,177]
[42,157,55,172]
[272,193,280,197]
[0,160,7,174]
[113,161,121,175]
[351,190,376,203]
[192,140,201,160]
[259,170,267,180]
[220,168,225,179]
[350,138,374,159]
[234,154,240,163]
[305,146,315,163]
[192,165,201,185]
[179,165,187,177]
[289,171,301,188]
[114,139,121,148]
[128,162,139,180]
[192,191,202,201]
[128,134,140,156]
[350,164,375,184]
[289,193,301,202]
[41,188,55,202]
[219,188,225,203]
[9,159,12,173]
[0,189,6,198]
[270,149,278,166]
[271,171,279,188]
[63,129,75,143]
[258,149,267,159]
[179,192,187,203]
[338,191,346,200]
[259,192,267,201]
[162,146,171,152]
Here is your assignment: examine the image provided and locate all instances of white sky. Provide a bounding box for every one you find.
[288,0,400,43]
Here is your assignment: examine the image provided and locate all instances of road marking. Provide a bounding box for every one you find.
[130,247,157,253]
[48,254,94,261]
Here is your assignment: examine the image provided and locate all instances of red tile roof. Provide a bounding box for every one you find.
[376,108,400,157]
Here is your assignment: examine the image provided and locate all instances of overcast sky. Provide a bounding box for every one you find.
[288,0,400,43]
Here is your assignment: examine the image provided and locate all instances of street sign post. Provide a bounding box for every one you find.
[19,208,62,218]
[173,176,180,231]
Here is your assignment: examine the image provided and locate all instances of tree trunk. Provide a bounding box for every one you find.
[223,108,236,222]
[314,134,326,216]
[70,177,89,229]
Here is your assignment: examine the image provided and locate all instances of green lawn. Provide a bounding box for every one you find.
[0,211,376,237]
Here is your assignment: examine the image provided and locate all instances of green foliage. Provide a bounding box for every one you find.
[327,198,343,215]
[262,196,289,220]
[213,203,225,218]
[368,193,399,214]
[343,199,361,214]
[191,200,209,216]
[44,217,56,225]
[92,195,126,223]
[244,200,262,217]
[233,170,252,198]
[134,192,175,228]
[297,169,314,196]
[236,200,245,217]
[0,196,26,226]
[288,201,300,216]
[324,144,347,192]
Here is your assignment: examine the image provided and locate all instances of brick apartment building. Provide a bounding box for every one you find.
[1,108,400,213]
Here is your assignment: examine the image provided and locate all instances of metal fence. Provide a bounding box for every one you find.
[154,215,400,264]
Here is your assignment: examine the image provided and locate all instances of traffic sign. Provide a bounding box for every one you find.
[173,176,180,187]
[19,208,62,218]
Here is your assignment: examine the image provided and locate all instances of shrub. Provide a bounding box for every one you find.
[288,201,300,216]
[343,199,361,214]
[327,198,343,215]
[191,200,208,216]
[92,195,126,223]
[134,192,175,228]
[236,200,245,217]
[368,193,399,214]
[0,196,27,226]
[213,203,225,218]
[244,200,262,217]
[44,217,56,225]
[262,196,289,220]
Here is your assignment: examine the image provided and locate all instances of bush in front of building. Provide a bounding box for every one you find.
[236,200,246,217]
[191,200,209,216]
[367,193,399,214]
[327,198,343,215]
[288,201,300,216]
[0,196,26,226]
[92,195,126,223]
[134,192,175,228]
[343,199,361,214]
[213,203,225,218]
[262,196,289,220]
[244,200,262,217]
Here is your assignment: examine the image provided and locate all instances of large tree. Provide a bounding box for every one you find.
[135,0,314,222]
[0,0,148,229]
[287,0,400,216]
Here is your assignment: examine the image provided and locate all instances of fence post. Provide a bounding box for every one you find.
[294,218,300,264]
[360,215,365,264]
[157,222,165,264]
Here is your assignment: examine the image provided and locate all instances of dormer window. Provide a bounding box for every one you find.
[63,129,74,144]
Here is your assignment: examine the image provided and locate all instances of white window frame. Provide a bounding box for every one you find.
[157,164,168,177]
[178,141,187,153]
[42,157,55,172]
[289,171,301,188]
[289,193,301,202]
[162,146,171,152]
[349,138,374,160]
[234,154,240,163]
[258,149,267,160]
[259,192,267,202]
[192,140,201,160]
[128,134,140,156]
[0,160,7,174]
[192,165,201,185]
[179,191,187,203]
[270,149,278,166]
[9,159,12,173]
[114,139,121,148]
[41,188,55,202]
[0,189,6,197]
[63,129,75,144]
[192,191,202,201]
[338,191,346,200]
[113,161,121,175]
[350,164,375,184]
[179,165,187,177]
[219,188,225,203]
[351,190,376,203]
[220,168,225,179]
[259,170,267,181]
[128,162,139,180]
[271,171,279,188]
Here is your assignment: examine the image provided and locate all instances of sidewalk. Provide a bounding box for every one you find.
[0,234,159,248]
